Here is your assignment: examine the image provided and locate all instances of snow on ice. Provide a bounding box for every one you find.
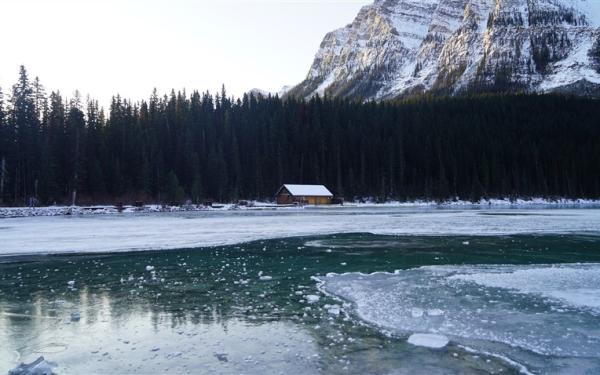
[316,263,600,357]
[2,207,600,257]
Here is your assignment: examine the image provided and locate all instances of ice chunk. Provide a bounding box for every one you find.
[327,305,341,316]
[305,295,320,304]
[407,333,449,348]
[67,280,75,287]
[8,356,57,375]
[259,276,273,281]
[145,265,154,271]
[411,308,424,318]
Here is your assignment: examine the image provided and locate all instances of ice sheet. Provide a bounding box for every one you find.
[316,263,600,357]
[2,208,600,256]
[451,266,600,310]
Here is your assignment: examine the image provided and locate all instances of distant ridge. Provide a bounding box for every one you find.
[288,0,600,100]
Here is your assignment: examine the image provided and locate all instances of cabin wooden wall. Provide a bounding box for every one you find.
[276,194,294,205]
[305,196,331,205]
[276,191,332,205]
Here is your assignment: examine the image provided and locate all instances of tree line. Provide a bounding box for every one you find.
[0,65,599,206]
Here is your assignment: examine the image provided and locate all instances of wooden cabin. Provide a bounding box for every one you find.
[275,184,333,205]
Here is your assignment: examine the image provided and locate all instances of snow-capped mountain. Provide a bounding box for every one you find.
[288,0,600,100]
[248,85,293,98]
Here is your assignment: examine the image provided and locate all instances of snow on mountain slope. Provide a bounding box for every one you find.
[288,0,600,100]
[248,85,293,98]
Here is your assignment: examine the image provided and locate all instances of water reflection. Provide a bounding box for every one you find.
[3,234,600,374]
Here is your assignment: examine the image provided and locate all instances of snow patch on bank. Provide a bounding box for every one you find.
[0,202,282,218]
[346,197,600,208]
[2,198,599,218]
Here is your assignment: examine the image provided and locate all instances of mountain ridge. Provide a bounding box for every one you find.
[288,0,600,100]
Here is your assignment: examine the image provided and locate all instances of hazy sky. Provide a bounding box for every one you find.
[0,0,370,107]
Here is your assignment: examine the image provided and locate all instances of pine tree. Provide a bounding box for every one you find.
[42,92,66,203]
[66,92,86,205]
[166,170,184,204]
[0,87,6,204]
[9,66,38,204]
[191,174,203,204]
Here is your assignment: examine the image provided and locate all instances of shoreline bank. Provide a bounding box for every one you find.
[2,198,600,218]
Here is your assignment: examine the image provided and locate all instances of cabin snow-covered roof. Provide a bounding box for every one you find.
[279,184,333,197]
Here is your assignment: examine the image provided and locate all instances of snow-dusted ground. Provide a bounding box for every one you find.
[2,198,599,218]
[347,197,600,208]
[0,203,238,218]
[1,206,600,257]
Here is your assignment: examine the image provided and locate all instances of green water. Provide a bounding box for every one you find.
[1,233,600,374]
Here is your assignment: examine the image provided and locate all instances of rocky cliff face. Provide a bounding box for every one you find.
[289,0,600,99]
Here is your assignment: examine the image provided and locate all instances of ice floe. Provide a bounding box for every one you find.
[449,265,600,310]
[316,263,600,357]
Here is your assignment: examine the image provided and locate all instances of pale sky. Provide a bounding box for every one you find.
[0,0,370,107]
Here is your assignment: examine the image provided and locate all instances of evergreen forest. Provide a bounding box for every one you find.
[1,66,599,206]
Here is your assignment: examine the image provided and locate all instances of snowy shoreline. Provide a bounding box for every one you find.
[1,198,600,218]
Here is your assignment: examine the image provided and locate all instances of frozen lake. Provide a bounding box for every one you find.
[1,207,600,374]
[2,206,600,256]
